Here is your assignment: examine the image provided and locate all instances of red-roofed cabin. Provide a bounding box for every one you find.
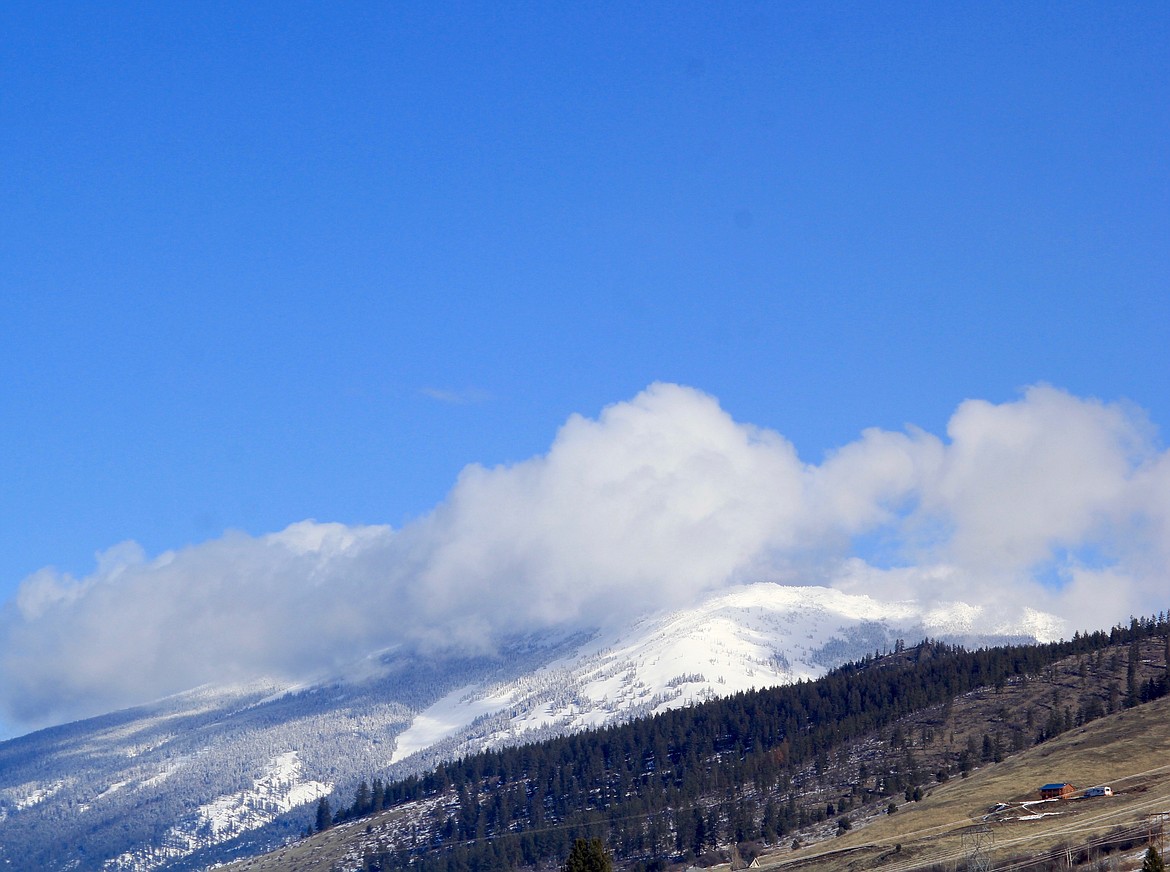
[1039,783,1076,799]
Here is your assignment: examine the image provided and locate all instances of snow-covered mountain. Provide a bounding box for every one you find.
[0,583,1060,871]
[388,584,1059,768]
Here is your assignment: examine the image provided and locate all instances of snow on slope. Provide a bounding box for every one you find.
[103,751,329,871]
[391,582,1060,765]
[0,582,1060,871]
[0,779,69,813]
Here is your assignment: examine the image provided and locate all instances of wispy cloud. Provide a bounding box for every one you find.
[420,386,493,405]
[1,383,1167,731]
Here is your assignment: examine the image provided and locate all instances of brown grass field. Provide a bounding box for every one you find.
[757,693,1170,872]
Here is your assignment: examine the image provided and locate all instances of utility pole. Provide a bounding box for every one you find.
[1149,812,1169,857]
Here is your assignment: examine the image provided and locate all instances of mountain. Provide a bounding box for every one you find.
[0,583,1058,871]
[386,584,1058,772]
[223,625,1170,872]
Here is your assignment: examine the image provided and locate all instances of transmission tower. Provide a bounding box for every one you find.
[962,825,993,872]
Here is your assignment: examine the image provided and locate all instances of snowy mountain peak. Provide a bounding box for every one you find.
[388,582,1058,768]
[0,582,1059,871]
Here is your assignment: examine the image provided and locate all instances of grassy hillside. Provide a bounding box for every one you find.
[764,692,1170,872]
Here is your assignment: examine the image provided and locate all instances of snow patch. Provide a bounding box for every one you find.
[103,751,330,871]
[1,779,68,811]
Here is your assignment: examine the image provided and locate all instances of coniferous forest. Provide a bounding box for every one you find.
[316,615,1170,872]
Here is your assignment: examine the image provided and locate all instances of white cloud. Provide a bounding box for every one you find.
[0,383,1166,731]
[923,386,1152,571]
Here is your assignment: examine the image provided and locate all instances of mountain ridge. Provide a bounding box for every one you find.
[0,583,1060,871]
[387,583,1060,771]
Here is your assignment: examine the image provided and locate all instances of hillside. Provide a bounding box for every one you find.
[220,623,1170,872]
[773,691,1170,871]
[222,691,1170,872]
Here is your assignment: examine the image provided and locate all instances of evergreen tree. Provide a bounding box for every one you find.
[1143,846,1165,872]
[564,838,612,872]
[1127,641,1141,708]
[355,780,372,816]
[691,809,706,856]
[316,796,333,833]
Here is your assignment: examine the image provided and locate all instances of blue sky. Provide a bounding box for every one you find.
[1,4,1168,731]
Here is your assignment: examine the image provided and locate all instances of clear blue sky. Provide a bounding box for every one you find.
[2,2,1167,605]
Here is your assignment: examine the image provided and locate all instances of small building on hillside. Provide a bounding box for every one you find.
[1039,783,1076,799]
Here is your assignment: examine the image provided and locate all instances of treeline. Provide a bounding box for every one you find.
[327,614,1170,872]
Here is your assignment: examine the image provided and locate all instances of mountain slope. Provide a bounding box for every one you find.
[388,583,1056,772]
[0,647,570,871]
[0,583,1056,871]
[220,626,1170,872]
[780,677,1170,871]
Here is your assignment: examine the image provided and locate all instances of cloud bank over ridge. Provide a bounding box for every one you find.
[2,383,1167,730]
